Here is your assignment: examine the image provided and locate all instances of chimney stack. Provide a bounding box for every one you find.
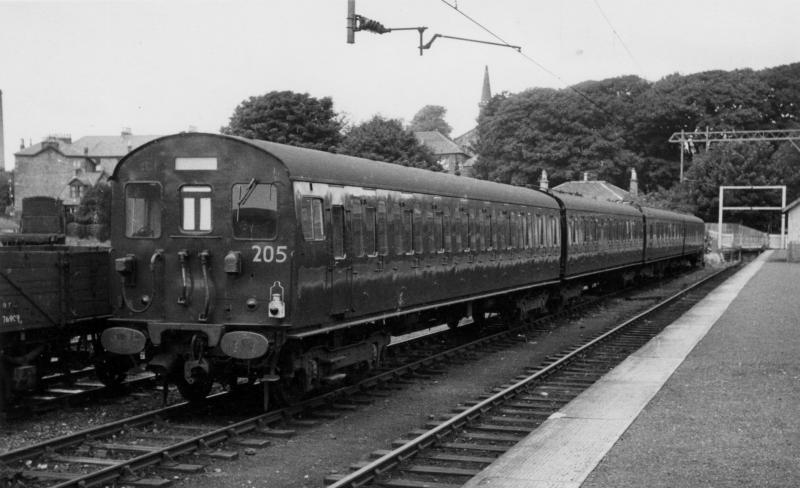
[629,168,638,197]
[539,169,549,191]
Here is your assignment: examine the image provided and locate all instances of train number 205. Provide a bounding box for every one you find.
[251,245,288,263]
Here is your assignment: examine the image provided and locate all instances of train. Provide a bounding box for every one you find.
[98,132,705,409]
[0,244,111,411]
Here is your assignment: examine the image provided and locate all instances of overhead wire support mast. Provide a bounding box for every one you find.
[346,0,519,55]
[669,128,800,183]
[420,34,521,55]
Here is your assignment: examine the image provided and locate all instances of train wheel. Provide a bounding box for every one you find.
[262,383,271,412]
[471,302,487,327]
[273,373,308,407]
[175,364,213,403]
[94,354,130,387]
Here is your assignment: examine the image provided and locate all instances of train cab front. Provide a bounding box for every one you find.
[101,133,293,402]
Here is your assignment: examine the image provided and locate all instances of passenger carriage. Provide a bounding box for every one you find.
[102,132,705,407]
[103,133,565,404]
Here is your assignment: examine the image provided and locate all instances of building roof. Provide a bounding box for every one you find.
[68,172,104,187]
[552,180,633,202]
[16,134,161,158]
[71,135,161,157]
[414,131,469,157]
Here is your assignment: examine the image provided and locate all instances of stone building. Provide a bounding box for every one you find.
[551,170,640,203]
[13,129,159,214]
[783,197,800,258]
[414,130,471,174]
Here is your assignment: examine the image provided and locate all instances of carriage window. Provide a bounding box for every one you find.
[182,185,212,233]
[301,198,324,241]
[487,212,494,250]
[443,211,452,252]
[413,209,423,253]
[352,202,364,257]
[424,211,435,253]
[453,212,462,252]
[365,206,377,256]
[462,211,470,251]
[522,213,529,249]
[377,202,388,255]
[402,209,413,254]
[231,182,277,238]
[474,211,483,251]
[331,206,345,259]
[434,211,445,252]
[551,215,559,247]
[125,182,162,238]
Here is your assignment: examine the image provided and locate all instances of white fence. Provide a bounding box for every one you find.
[705,223,771,250]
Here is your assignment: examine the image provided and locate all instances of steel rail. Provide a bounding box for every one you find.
[327,265,731,488]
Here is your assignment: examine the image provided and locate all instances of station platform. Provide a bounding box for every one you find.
[463,250,800,488]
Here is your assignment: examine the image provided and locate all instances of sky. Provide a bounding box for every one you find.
[1,0,799,171]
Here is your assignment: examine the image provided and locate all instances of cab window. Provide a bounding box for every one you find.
[125,182,162,238]
[231,182,277,239]
[182,185,212,233]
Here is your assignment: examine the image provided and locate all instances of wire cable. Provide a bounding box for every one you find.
[437,0,628,126]
[592,0,643,75]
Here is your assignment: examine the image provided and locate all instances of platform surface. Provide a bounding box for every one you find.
[464,251,799,488]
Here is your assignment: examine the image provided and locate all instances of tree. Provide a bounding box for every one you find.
[0,171,12,215]
[472,82,645,189]
[409,105,453,136]
[221,90,344,151]
[77,182,112,240]
[338,116,441,171]
[643,141,800,232]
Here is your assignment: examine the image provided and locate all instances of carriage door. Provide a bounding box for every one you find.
[329,203,352,315]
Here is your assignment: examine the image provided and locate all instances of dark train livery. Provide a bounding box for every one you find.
[0,245,110,410]
[0,197,112,411]
[101,132,705,406]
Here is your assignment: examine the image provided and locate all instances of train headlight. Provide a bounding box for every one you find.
[268,281,285,319]
[268,294,285,318]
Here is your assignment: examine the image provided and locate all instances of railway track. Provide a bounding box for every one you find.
[324,264,735,488]
[4,366,157,419]
[0,266,724,488]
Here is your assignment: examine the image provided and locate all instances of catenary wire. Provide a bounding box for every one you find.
[592,0,644,75]
[437,0,629,126]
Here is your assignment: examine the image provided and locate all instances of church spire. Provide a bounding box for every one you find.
[480,65,492,109]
